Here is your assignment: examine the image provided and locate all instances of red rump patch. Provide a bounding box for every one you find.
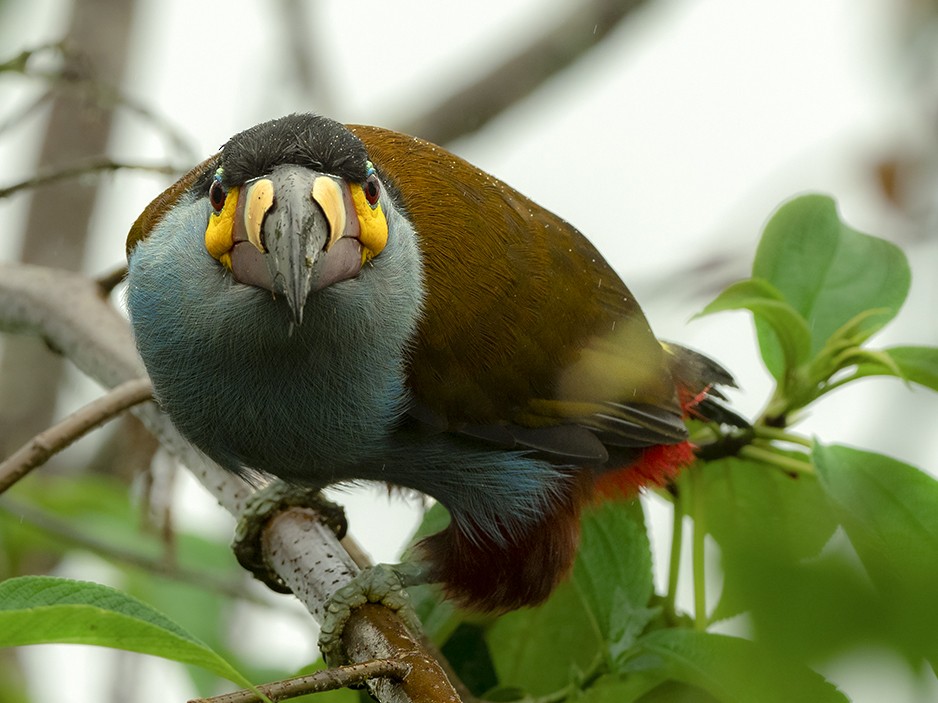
[594,441,696,499]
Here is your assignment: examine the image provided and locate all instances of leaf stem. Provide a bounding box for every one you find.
[690,469,707,631]
[751,425,813,448]
[813,372,867,398]
[664,493,684,623]
[738,445,814,476]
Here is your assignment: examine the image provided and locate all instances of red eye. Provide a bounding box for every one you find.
[209,179,227,212]
[363,174,380,207]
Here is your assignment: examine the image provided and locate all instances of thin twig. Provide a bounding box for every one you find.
[189,657,411,703]
[0,90,54,136]
[738,444,814,477]
[691,468,707,631]
[0,377,153,493]
[0,498,266,604]
[3,42,198,161]
[750,425,814,449]
[95,264,128,296]
[0,158,179,199]
[664,492,684,623]
[339,533,373,570]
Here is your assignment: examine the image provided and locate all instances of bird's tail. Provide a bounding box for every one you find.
[593,344,747,498]
[662,343,749,428]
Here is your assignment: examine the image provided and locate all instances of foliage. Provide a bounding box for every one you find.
[0,194,936,701]
[0,575,252,688]
[0,473,282,698]
[402,194,938,701]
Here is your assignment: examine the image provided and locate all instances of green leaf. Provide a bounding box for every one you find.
[813,444,938,579]
[574,499,656,654]
[574,672,667,702]
[0,475,258,696]
[701,456,924,664]
[702,457,837,560]
[439,623,499,697]
[627,630,848,703]
[701,457,838,623]
[854,345,938,392]
[123,533,252,695]
[0,575,252,688]
[813,444,938,667]
[486,579,601,697]
[485,500,658,696]
[752,194,910,374]
[830,347,904,379]
[697,279,812,379]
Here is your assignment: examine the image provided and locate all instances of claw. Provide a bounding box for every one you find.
[318,562,428,665]
[233,481,347,593]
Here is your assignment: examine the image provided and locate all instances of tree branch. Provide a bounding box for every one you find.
[189,657,410,703]
[0,377,153,494]
[0,158,180,200]
[0,498,266,604]
[0,262,461,702]
[400,0,647,145]
[4,41,199,162]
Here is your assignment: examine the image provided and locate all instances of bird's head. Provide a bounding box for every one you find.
[128,114,395,324]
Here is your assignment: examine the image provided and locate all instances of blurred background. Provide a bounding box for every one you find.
[0,0,936,701]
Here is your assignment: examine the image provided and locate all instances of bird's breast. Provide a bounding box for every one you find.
[126,196,420,483]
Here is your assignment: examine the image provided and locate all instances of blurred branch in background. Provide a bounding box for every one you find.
[0,43,197,162]
[399,0,648,144]
[0,5,197,499]
[0,0,135,461]
[0,158,179,199]
[0,378,152,493]
[871,0,938,245]
[275,0,339,118]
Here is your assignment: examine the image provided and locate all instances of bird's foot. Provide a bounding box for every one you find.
[319,561,428,665]
[233,480,347,593]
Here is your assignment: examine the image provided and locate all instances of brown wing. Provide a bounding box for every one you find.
[350,126,686,459]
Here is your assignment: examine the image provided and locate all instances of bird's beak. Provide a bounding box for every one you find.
[257,164,365,324]
[210,164,381,324]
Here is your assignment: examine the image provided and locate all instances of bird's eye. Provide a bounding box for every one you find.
[209,179,227,212]
[363,173,381,208]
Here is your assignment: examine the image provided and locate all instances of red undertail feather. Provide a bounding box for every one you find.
[594,441,696,499]
[416,470,594,612]
[595,383,707,499]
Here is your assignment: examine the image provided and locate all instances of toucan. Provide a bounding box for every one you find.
[126,113,740,612]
